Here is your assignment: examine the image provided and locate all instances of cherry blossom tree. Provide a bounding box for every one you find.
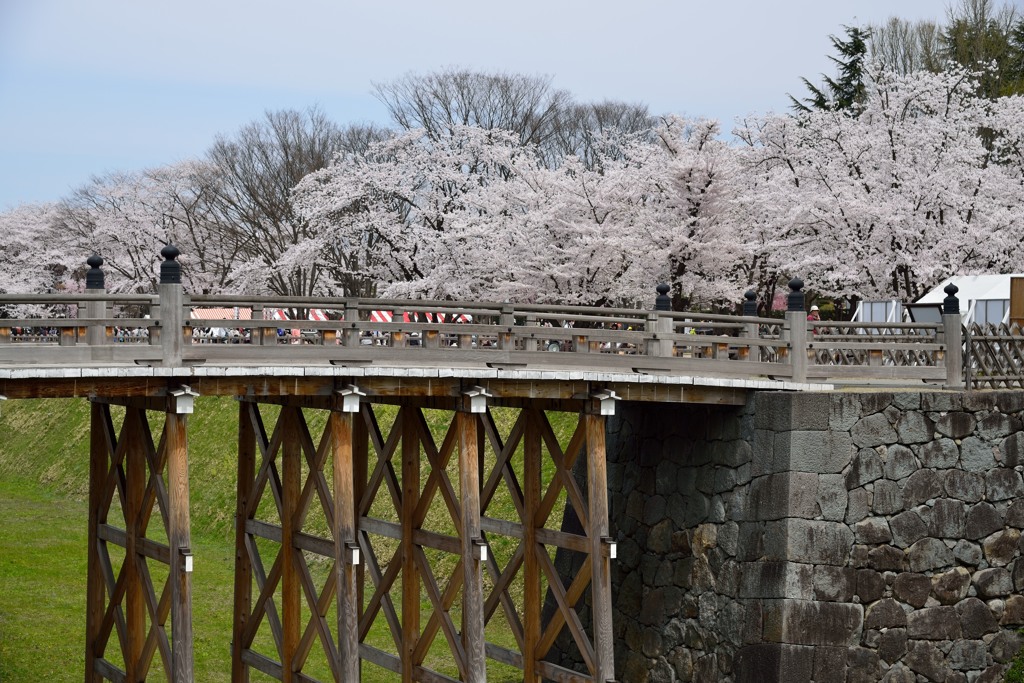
[295,126,541,300]
[55,161,237,294]
[0,202,68,294]
[735,64,1024,303]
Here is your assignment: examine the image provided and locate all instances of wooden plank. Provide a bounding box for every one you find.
[164,409,194,683]
[93,658,128,683]
[458,410,486,683]
[332,410,360,682]
[240,648,284,678]
[485,642,523,669]
[523,408,541,683]
[281,407,302,683]
[233,400,255,683]
[400,406,420,683]
[536,659,597,683]
[586,412,614,682]
[1011,276,1024,327]
[358,644,401,674]
[86,402,110,683]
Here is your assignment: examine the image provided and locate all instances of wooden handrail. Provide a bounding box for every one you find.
[0,289,980,386]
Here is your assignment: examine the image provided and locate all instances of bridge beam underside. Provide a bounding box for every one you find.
[230,396,615,683]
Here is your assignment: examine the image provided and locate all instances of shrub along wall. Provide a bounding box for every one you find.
[554,390,1024,683]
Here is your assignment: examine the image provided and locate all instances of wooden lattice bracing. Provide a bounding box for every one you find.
[230,394,614,682]
[966,323,1024,389]
[85,397,194,683]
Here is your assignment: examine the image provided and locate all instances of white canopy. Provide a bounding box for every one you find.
[917,274,1022,305]
[917,274,1024,325]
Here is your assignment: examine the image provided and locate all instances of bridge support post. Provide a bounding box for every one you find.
[401,406,420,683]
[585,409,615,682]
[332,400,361,682]
[85,402,107,683]
[166,399,195,683]
[281,407,301,683]
[233,400,255,683]
[523,409,542,683]
[457,403,487,682]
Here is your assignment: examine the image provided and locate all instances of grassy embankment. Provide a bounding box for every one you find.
[0,397,571,682]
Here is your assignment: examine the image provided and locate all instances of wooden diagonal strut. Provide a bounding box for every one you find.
[85,399,194,683]
[229,398,614,682]
[478,406,615,683]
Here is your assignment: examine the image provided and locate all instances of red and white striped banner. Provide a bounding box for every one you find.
[369,311,472,323]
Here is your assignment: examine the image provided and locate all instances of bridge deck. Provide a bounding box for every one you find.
[0,362,826,403]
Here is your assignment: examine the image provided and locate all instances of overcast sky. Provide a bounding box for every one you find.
[0,0,962,209]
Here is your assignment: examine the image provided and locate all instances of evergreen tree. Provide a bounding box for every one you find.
[790,25,870,113]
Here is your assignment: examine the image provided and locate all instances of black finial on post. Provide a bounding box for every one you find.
[160,244,181,285]
[655,283,671,311]
[943,283,960,315]
[743,290,757,317]
[85,254,105,290]
[787,277,805,312]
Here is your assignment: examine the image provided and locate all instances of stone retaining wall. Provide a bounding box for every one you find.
[584,390,1024,683]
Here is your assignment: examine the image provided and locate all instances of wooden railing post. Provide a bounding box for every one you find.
[524,313,538,352]
[785,278,808,383]
[159,245,185,367]
[647,284,674,357]
[391,307,406,348]
[943,284,964,388]
[84,255,109,349]
[342,301,359,347]
[497,303,515,350]
[742,289,759,362]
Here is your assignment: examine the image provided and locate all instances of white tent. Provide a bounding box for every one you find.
[852,274,1024,326]
[916,274,1024,326]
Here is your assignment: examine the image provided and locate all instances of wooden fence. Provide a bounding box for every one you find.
[965,323,1024,389]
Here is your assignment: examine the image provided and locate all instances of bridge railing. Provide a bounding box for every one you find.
[0,250,974,387]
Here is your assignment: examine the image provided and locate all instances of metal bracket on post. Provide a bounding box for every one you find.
[462,385,492,414]
[590,389,620,416]
[169,385,200,414]
[335,384,365,413]
[344,541,361,566]
[472,537,488,563]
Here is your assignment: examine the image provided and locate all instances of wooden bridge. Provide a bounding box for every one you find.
[0,249,1020,682]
